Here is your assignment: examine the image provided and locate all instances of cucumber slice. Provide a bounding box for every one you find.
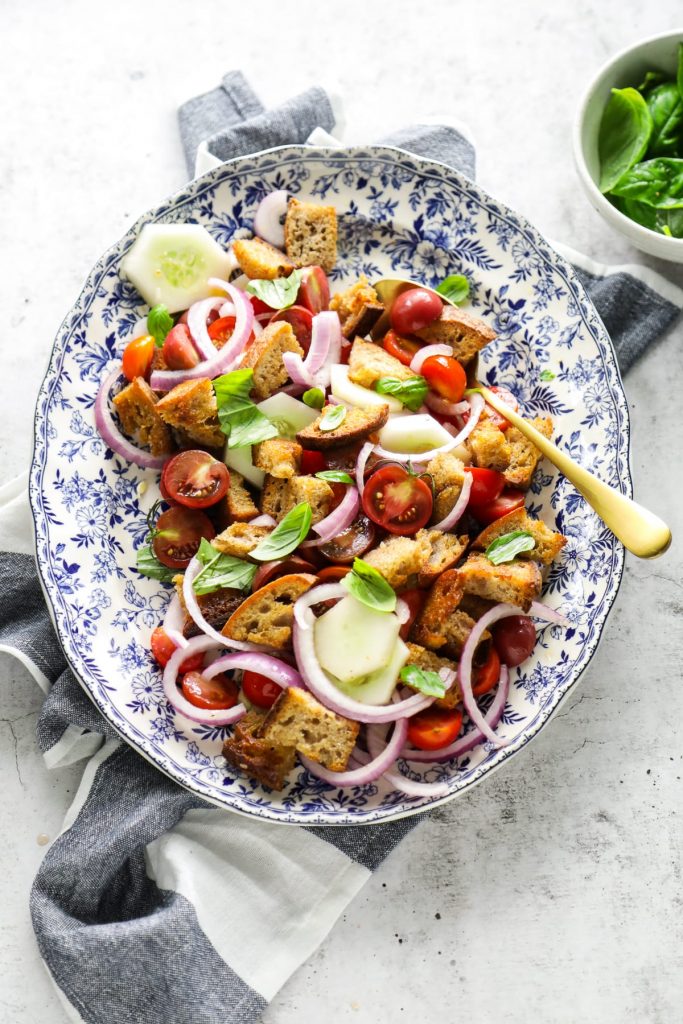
[330,364,403,414]
[334,639,409,705]
[121,224,234,313]
[224,445,265,489]
[314,595,400,682]
[378,413,453,455]
[256,393,318,439]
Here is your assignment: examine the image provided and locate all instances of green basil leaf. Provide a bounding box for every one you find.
[213,369,278,448]
[598,87,653,193]
[250,502,312,561]
[341,557,397,613]
[136,544,177,582]
[245,270,303,310]
[657,207,683,237]
[539,369,555,381]
[319,404,347,432]
[192,537,257,594]
[375,375,428,412]
[610,194,660,230]
[485,530,536,565]
[610,157,683,209]
[435,274,470,304]
[303,387,325,410]
[227,407,279,448]
[315,470,354,484]
[645,83,683,157]
[678,42,683,102]
[638,70,667,96]
[147,304,174,347]
[399,664,447,698]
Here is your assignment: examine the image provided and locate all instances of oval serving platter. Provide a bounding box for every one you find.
[30,145,630,825]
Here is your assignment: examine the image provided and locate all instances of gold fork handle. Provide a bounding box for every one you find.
[479,386,672,559]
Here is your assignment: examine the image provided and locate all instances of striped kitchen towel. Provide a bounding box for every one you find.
[1,72,681,1024]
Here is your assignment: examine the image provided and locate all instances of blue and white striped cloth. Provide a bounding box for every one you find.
[1,72,681,1024]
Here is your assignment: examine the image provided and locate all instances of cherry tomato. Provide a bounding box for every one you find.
[421,355,467,403]
[181,670,240,710]
[340,341,352,364]
[407,706,464,751]
[249,295,273,317]
[162,324,200,370]
[472,646,501,697]
[390,288,443,334]
[297,266,330,315]
[241,670,283,709]
[492,615,536,667]
[398,588,427,640]
[316,565,352,582]
[465,467,506,507]
[382,329,421,367]
[362,465,433,536]
[269,305,314,354]
[252,556,317,592]
[485,386,519,430]
[300,449,326,475]
[150,626,205,673]
[152,506,215,569]
[161,451,229,510]
[122,334,155,381]
[319,514,376,563]
[471,488,526,526]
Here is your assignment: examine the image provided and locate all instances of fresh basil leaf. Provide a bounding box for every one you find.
[598,87,653,193]
[678,42,683,102]
[485,530,536,565]
[213,368,254,418]
[192,537,257,594]
[399,664,447,698]
[213,369,278,448]
[539,369,556,381]
[136,544,176,582]
[315,470,354,484]
[657,207,683,237]
[610,194,660,230]
[637,70,666,96]
[645,83,683,157]
[435,274,469,304]
[319,404,347,432]
[610,157,683,208]
[375,375,428,412]
[341,557,397,613]
[250,502,312,561]
[303,387,325,410]
[147,304,174,347]
[227,408,278,448]
[246,270,303,310]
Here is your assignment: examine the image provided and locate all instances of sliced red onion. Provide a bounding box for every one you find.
[293,582,347,631]
[150,282,254,391]
[183,557,274,652]
[313,312,342,390]
[459,602,524,746]
[373,393,485,464]
[162,593,188,649]
[425,393,470,417]
[301,486,359,547]
[529,600,570,626]
[251,318,264,340]
[430,471,473,532]
[367,725,450,798]
[219,300,236,318]
[355,441,374,495]
[253,190,288,248]
[248,513,277,527]
[299,718,408,788]
[202,651,303,690]
[410,343,453,374]
[307,311,339,375]
[95,366,167,470]
[187,297,225,360]
[129,315,150,338]
[395,598,410,626]
[162,635,247,726]
[282,351,315,388]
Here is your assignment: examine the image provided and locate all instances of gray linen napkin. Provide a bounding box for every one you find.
[2,73,681,1024]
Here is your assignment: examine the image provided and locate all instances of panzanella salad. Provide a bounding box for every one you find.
[95,191,568,796]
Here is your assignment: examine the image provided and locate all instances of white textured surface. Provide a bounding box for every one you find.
[1,1,682,1022]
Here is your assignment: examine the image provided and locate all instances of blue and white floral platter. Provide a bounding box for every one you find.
[30,146,630,825]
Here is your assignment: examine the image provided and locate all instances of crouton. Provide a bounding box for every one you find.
[112,377,174,456]
[415,306,496,365]
[467,420,511,472]
[222,573,317,648]
[284,198,337,273]
[240,321,304,401]
[410,570,467,650]
[404,642,462,709]
[258,688,359,771]
[432,486,466,526]
[458,594,497,621]
[472,508,566,567]
[212,522,271,558]
[347,337,414,390]
[457,553,542,611]
[232,237,295,280]
[330,276,379,321]
[425,452,467,492]
[417,530,469,586]
[362,531,433,590]
[174,577,244,639]
[503,417,553,490]
[155,378,224,449]
[253,438,302,479]
[222,711,296,790]
[296,403,390,450]
[226,470,260,522]
[341,302,384,340]
[260,475,333,525]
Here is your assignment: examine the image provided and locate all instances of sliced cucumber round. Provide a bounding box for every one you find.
[256,393,319,439]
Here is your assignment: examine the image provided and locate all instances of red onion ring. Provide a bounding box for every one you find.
[366,724,450,797]
[301,485,360,547]
[219,300,236,318]
[183,557,274,652]
[410,343,453,374]
[424,393,470,417]
[187,297,225,361]
[248,514,276,527]
[430,470,473,531]
[459,602,525,746]
[293,582,348,630]
[529,600,570,626]
[299,718,408,788]
[162,635,247,726]
[253,190,288,248]
[94,366,167,470]
[307,311,340,375]
[373,393,485,464]
[282,351,315,388]
[202,651,303,690]
[162,592,188,649]
[355,441,374,495]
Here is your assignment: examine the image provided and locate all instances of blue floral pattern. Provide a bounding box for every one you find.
[29,146,630,825]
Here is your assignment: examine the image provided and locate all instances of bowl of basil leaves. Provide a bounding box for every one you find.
[574,30,683,261]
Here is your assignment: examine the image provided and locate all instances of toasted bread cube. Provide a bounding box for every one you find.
[417,530,469,586]
[425,452,467,492]
[155,378,224,449]
[415,306,496,365]
[225,470,259,522]
[112,377,174,456]
[240,320,304,401]
[330,275,379,321]
[222,710,296,790]
[472,508,566,566]
[253,438,302,479]
[410,570,466,650]
[432,485,466,525]
[457,553,542,611]
[362,531,433,590]
[503,417,553,490]
[260,476,291,522]
[212,522,271,558]
[222,573,317,649]
[347,337,414,390]
[232,237,294,280]
[296,403,390,450]
[284,198,337,273]
[258,688,359,771]
[404,642,462,709]
[260,475,333,525]
[467,420,511,472]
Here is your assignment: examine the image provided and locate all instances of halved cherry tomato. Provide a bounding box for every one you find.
[150,626,205,673]
[472,646,501,697]
[300,449,326,475]
[485,386,519,430]
[122,334,155,381]
[319,514,376,563]
[252,556,317,592]
[383,329,421,366]
[407,706,464,751]
[207,315,256,351]
[362,465,433,536]
[297,266,330,315]
[398,588,427,640]
[269,305,313,354]
[470,488,525,526]
[162,323,200,370]
[390,288,443,334]
[421,355,467,403]
[316,565,352,582]
[465,467,506,507]
[241,670,283,709]
[152,506,215,569]
[249,295,273,317]
[492,615,536,667]
[161,451,230,509]
[181,670,240,710]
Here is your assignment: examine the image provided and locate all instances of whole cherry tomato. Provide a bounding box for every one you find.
[390,288,443,334]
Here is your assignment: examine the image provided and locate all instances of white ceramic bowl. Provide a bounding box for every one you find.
[574,29,683,262]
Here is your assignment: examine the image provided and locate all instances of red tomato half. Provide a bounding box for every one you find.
[362,465,433,536]
[465,467,506,507]
[269,305,313,354]
[161,451,229,509]
[181,671,240,710]
[300,449,326,475]
[472,647,501,697]
[150,626,204,673]
[242,670,283,709]
[297,266,330,314]
[470,488,526,526]
[249,295,273,317]
[316,565,351,582]
[422,355,467,403]
[485,386,519,430]
[152,506,215,569]
[492,616,536,667]
[251,557,317,592]
[382,329,421,366]
[162,324,200,369]
[398,588,427,640]
[390,288,443,334]
[122,335,155,381]
[407,706,464,751]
